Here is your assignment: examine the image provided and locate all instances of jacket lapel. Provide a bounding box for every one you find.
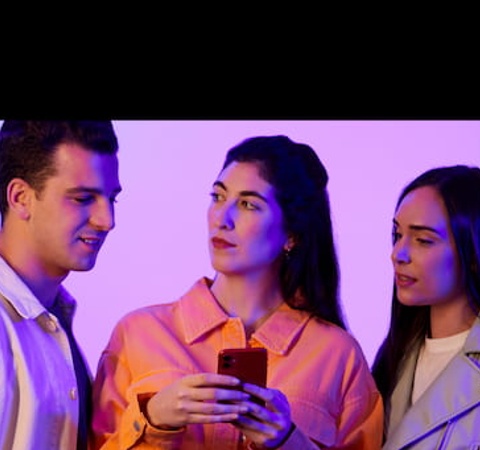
[385,320,480,449]
[387,347,417,437]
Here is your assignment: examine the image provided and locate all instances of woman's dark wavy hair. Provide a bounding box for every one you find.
[372,165,480,404]
[221,135,346,329]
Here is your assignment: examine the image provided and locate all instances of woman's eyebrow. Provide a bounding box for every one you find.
[393,219,444,237]
[212,181,269,203]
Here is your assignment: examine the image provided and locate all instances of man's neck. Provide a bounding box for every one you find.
[0,242,63,309]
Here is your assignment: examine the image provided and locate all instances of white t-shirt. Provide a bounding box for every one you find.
[412,329,470,404]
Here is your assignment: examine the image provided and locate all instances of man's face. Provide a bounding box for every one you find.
[27,143,121,278]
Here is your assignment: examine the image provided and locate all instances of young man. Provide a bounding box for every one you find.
[0,121,122,449]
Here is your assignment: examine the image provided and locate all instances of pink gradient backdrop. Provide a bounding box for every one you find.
[6,120,479,372]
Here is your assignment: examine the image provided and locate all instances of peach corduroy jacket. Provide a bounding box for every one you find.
[91,277,383,449]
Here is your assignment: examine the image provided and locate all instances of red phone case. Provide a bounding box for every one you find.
[217,347,267,387]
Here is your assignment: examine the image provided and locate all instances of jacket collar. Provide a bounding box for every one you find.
[179,277,312,355]
[0,256,76,322]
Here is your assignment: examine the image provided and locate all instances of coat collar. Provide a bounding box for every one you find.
[386,317,480,449]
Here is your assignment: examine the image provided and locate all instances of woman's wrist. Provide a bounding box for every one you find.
[140,394,183,431]
[248,422,297,449]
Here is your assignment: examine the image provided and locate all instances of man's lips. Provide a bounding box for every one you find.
[211,237,236,249]
[79,235,104,250]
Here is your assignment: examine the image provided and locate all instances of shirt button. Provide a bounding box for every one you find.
[69,387,77,400]
[133,420,141,432]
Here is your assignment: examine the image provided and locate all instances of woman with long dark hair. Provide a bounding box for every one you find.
[372,165,480,449]
[92,135,382,449]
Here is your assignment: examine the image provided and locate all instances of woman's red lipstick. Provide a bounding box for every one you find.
[211,237,236,249]
[395,272,416,287]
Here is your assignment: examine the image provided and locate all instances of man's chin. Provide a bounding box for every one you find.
[72,258,98,272]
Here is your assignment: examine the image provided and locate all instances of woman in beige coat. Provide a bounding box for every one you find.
[372,165,480,449]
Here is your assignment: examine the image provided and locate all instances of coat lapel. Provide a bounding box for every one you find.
[385,320,480,449]
[387,347,417,437]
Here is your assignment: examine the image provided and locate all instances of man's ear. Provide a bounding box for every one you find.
[6,178,34,220]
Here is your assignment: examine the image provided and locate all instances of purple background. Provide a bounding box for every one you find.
[3,120,480,372]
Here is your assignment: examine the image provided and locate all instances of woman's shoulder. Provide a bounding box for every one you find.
[114,277,212,328]
[308,317,367,355]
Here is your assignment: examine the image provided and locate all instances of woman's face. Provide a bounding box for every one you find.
[391,186,466,308]
[207,161,290,278]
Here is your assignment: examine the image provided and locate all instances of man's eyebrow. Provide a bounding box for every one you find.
[66,186,122,195]
[213,181,269,203]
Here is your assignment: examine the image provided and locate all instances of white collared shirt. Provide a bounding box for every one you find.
[0,256,79,450]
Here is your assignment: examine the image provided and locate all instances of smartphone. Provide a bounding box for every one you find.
[217,347,267,407]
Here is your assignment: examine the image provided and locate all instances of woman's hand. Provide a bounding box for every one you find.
[145,373,251,429]
[233,383,294,448]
